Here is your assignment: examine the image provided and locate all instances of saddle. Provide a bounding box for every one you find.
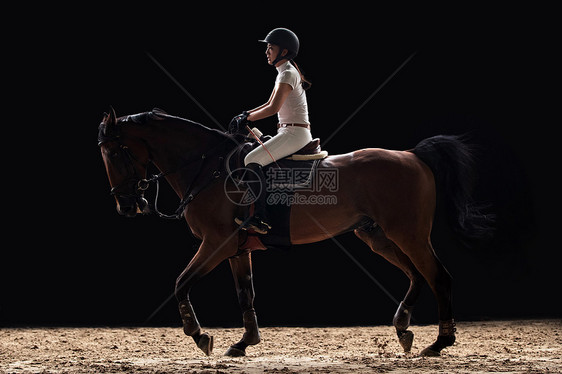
[286,138,327,160]
[237,127,328,162]
[227,127,328,182]
[243,126,328,161]
[229,128,330,251]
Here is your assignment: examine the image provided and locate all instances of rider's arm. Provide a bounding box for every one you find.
[247,83,292,122]
[247,88,275,114]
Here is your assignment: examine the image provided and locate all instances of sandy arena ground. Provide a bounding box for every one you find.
[1,319,561,373]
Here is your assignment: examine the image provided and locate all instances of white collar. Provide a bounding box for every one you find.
[276,61,290,73]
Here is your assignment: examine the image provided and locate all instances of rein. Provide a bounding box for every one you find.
[140,137,232,219]
[148,153,209,219]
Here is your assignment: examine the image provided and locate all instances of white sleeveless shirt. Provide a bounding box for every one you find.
[275,61,310,125]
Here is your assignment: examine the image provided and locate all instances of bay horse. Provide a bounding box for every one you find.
[98,107,492,357]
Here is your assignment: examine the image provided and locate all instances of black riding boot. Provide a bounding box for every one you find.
[236,162,272,234]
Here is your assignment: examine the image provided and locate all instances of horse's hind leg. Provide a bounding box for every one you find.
[354,226,424,352]
[224,251,261,357]
[389,234,456,356]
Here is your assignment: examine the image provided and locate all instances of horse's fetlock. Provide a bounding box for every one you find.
[438,319,456,337]
[178,300,201,336]
[393,301,414,331]
[242,308,261,345]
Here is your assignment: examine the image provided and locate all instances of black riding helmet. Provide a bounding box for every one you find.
[259,28,299,65]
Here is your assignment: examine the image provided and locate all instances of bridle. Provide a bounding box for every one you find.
[98,121,152,215]
[98,120,232,219]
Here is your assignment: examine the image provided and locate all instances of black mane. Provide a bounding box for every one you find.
[119,108,233,141]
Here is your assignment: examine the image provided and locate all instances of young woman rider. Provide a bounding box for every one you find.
[231,27,313,234]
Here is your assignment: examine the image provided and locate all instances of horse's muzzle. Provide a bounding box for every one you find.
[116,196,150,217]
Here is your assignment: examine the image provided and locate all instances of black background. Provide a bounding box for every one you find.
[2,6,558,327]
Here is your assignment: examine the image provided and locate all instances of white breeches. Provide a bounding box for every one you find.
[244,126,313,167]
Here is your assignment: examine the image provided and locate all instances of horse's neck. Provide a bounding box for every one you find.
[146,120,228,199]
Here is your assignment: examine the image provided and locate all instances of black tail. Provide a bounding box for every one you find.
[413,135,494,244]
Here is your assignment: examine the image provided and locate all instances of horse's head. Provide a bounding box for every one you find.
[98,107,150,217]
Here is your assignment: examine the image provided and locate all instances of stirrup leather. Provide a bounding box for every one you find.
[235,217,271,234]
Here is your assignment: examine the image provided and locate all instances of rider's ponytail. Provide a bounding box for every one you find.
[291,60,311,91]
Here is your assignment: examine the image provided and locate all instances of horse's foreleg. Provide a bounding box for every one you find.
[177,299,214,355]
[175,239,235,356]
[224,251,261,357]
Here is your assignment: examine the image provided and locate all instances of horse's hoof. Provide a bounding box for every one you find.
[224,345,246,357]
[197,333,214,356]
[420,346,441,356]
[419,333,455,356]
[398,330,414,352]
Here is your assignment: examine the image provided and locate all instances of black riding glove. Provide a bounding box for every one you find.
[228,111,250,134]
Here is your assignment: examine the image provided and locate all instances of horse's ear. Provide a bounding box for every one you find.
[100,106,117,137]
[101,106,117,125]
[102,106,117,133]
[108,105,117,125]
